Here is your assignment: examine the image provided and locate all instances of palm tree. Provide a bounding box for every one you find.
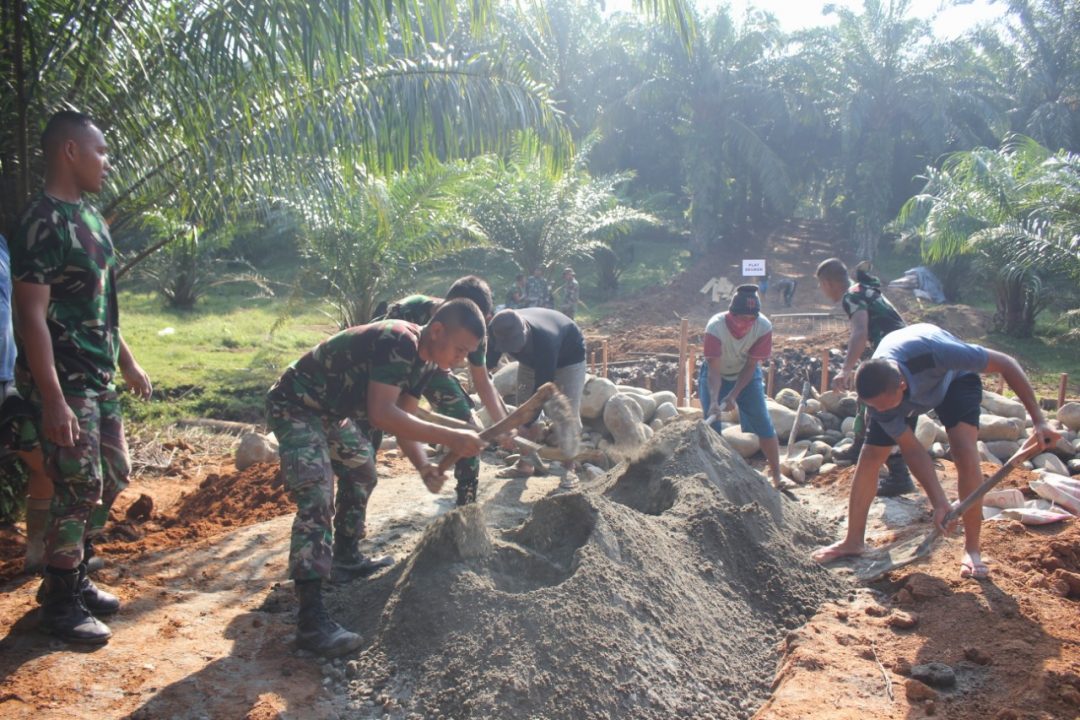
[894,135,1080,337]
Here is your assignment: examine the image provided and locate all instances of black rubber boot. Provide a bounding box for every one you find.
[36,541,120,613]
[295,579,362,657]
[330,535,393,583]
[38,566,112,644]
[877,454,916,497]
[455,477,478,507]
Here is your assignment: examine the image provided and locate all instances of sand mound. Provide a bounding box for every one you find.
[345,419,842,718]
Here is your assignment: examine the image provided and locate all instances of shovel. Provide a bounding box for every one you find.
[856,439,1042,582]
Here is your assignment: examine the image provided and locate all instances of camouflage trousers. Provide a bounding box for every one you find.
[424,370,479,504]
[36,390,130,571]
[267,400,376,582]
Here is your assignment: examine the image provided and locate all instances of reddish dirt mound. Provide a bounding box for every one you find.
[99,462,292,558]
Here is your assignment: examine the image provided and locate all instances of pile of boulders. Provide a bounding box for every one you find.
[488,361,1080,480]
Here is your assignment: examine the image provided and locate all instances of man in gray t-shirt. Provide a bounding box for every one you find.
[812,324,1059,580]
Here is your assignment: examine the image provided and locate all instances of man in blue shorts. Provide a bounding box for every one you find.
[812,324,1059,579]
[699,285,782,489]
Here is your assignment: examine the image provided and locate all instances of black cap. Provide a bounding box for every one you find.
[729,284,761,316]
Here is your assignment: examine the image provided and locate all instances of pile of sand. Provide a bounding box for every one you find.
[344,420,842,718]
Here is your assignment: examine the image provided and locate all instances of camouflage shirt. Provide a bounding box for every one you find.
[524,275,551,308]
[383,294,487,368]
[268,320,437,422]
[11,193,120,396]
[841,272,906,349]
[559,277,579,316]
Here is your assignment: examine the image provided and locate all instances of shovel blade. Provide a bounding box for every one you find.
[855,530,941,582]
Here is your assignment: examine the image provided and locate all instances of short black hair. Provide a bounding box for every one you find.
[446,275,493,318]
[430,298,486,341]
[855,359,901,399]
[41,111,95,158]
[816,257,849,283]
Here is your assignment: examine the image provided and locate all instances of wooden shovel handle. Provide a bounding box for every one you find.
[942,437,1044,526]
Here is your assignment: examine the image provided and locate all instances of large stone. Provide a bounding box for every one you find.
[775,387,802,411]
[818,390,844,415]
[581,377,618,420]
[915,416,940,450]
[799,454,825,475]
[1033,453,1070,476]
[236,433,278,471]
[1068,458,1080,475]
[616,384,651,396]
[810,440,833,460]
[978,414,1024,442]
[1056,402,1080,432]
[492,362,519,398]
[841,416,856,436]
[911,662,956,689]
[650,391,677,408]
[977,441,1003,466]
[767,400,823,440]
[1051,435,1077,459]
[654,402,679,422]
[603,394,646,447]
[722,427,760,458]
[627,393,658,423]
[930,442,948,459]
[980,390,1026,420]
[817,410,841,432]
[837,396,859,418]
[804,398,822,415]
[984,440,1021,463]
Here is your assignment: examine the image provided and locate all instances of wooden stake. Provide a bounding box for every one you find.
[821,349,830,394]
[601,340,609,379]
[589,351,596,374]
[688,347,697,403]
[766,361,776,398]
[1059,373,1069,409]
[677,318,689,405]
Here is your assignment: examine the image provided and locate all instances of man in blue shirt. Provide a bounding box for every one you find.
[812,324,1059,579]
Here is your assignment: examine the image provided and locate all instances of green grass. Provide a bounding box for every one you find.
[118,287,335,427]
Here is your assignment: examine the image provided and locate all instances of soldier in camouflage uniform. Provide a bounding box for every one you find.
[267,299,486,657]
[525,268,552,308]
[378,276,506,506]
[505,274,526,309]
[816,258,912,496]
[557,267,580,319]
[12,112,152,645]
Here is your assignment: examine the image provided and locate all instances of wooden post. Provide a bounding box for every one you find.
[1060,373,1069,409]
[766,361,776,398]
[589,351,596,374]
[687,347,697,404]
[601,340,609,379]
[676,318,689,405]
[820,349,830,394]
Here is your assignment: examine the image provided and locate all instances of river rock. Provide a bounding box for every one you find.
[810,440,833,460]
[767,401,823,439]
[841,417,856,436]
[1051,436,1076,458]
[818,390,844,415]
[650,418,665,432]
[981,390,1027,420]
[236,433,278,470]
[654,402,679,422]
[837,396,859,418]
[1056,402,1080,432]
[603,394,646,447]
[628,393,658,423]
[775,387,802,411]
[977,441,1003,466]
[581,377,619,420]
[800,454,825,475]
[677,406,703,420]
[817,410,841,432]
[819,462,837,475]
[915,416,940,450]
[978,414,1024,442]
[911,662,956,689]
[930,442,947,459]
[984,440,1020,462]
[616,384,651,396]
[651,391,677,408]
[1033,452,1069,476]
[721,427,760,458]
[1069,458,1080,475]
[641,423,654,440]
[492,362,519,398]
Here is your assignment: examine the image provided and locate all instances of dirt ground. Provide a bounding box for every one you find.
[2,218,1078,718]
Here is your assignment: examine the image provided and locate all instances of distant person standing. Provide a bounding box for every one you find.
[505,274,526,309]
[557,267,579,319]
[816,258,912,495]
[699,285,783,489]
[525,268,552,308]
[773,277,797,307]
[12,111,152,645]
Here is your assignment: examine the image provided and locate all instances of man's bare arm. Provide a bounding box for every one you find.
[836,310,869,391]
[14,281,78,446]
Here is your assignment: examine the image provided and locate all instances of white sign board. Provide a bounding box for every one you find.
[742,259,766,277]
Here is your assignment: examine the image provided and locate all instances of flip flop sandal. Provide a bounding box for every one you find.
[960,560,990,579]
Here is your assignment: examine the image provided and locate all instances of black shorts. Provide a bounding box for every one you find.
[866,373,983,447]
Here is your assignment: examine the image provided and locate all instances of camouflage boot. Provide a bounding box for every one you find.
[38,566,111,645]
[330,535,393,583]
[36,540,120,614]
[295,579,362,657]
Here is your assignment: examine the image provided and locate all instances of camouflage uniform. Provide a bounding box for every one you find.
[382,295,485,504]
[266,321,436,581]
[505,283,525,309]
[842,271,906,440]
[524,275,551,308]
[559,277,579,319]
[11,193,126,571]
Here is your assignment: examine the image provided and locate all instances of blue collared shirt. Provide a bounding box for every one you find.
[868,323,988,439]
[0,235,15,382]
